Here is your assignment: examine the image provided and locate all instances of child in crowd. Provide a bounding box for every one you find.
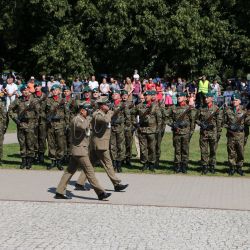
[164,85,173,106]
[171,86,177,106]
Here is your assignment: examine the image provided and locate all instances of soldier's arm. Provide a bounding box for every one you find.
[216,108,224,133]
[165,106,174,127]
[189,108,197,132]
[8,100,18,121]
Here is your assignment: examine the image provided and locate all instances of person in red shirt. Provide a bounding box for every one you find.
[145,78,156,91]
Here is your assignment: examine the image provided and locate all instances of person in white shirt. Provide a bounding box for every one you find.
[5,76,18,111]
[99,78,110,96]
[88,75,99,90]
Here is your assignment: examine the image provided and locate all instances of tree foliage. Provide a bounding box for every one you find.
[0,0,249,79]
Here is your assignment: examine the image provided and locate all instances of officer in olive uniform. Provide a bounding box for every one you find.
[110,89,127,172]
[33,81,47,164]
[224,93,250,175]
[166,92,196,173]
[134,91,161,171]
[77,96,128,192]
[196,92,223,174]
[9,85,39,169]
[55,102,111,200]
[46,84,69,170]
[0,97,7,165]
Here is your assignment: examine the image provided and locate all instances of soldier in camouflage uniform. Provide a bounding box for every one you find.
[134,91,161,171]
[0,97,7,165]
[33,81,47,164]
[46,84,69,170]
[224,93,250,175]
[196,92,223,174]
[166,92,196,173]
[9,85,39,169]
[121,90,134,167]
[110,89,127,172]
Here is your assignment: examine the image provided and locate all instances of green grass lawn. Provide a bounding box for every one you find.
[6,119,17,133]
[2,130,250,177]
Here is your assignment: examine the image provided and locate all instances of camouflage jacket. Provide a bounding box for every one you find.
[8,94,39,129]
[0,99,7,132]
[166,104,196,135]
[122,100,134,130]
[33,92,47,124]
[110,101,128,132]
[45,96,69,129]
[196,104,223,136]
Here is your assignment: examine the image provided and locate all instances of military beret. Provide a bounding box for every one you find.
[96,96,110,104]
[92,88,99,93]
[151,90,157,95]
[231,93,241,101]
[50,84,61,91]
[143,90,152,96]
[177,92,187,97]
[205,92,214,98]
[83,86,91,93]
[34,81,42,87]
[121,90,128,95]
[112,89,121,94]
[63,86,70,91]
[19,84,29,92]
[78,102,92,110]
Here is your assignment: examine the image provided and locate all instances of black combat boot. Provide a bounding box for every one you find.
[56,159,64,171]
[155,159,160,169]
[26,157,33,169]
[20,158,27,169]
[182,163,188,174]
[209,165,215,174]
[174,164,180,173]
[228,166,235,176]
[125,158,132,168]
[202,165,208,175]
[47,160,56,170]
[149,164,155,172]
[116,161,122,173]
[236,166,244,176]
[141,163,148,171]
[38,153,45,164]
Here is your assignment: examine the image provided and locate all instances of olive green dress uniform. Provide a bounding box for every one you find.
[77,107,122,186]
[45,91,69,168]
[196,102,223,173]
[0,98,7,165]
[135,98,161,170]
[224,97,250,175]
[33,91,47,163]
[56,113,105,196]
[166,100,196,173]
[9,93,39,168]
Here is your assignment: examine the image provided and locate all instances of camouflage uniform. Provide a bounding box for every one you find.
[33,91,47,163]
[196,103,223,173]
[46,95,69,169]
[167,103,196,173]
[0,98,7,165]
[9,94,39,169]
[224,104,250,175]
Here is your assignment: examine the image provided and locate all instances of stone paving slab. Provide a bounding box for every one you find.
[0,169,249,210]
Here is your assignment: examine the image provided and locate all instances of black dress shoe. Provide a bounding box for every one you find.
[54,193,71,199]
[114,184,129,192]
[74,183,90,191]
[98,192,111,200]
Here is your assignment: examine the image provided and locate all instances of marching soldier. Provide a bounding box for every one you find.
[76,96,128,192]
[110,89,126,172]
[196,92,223,174]
[55,102,111,200]
[46,84,69,170]
[135,91,161,171]
[224,93,250,175]
[0,96,7,165]
[166,92,196,173]
[33,81,47,164]
[9,85,39,169]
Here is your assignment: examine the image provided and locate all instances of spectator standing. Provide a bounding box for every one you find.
[27,76,35,93]
[176,77,185,93]
[110,79,120,92]
[155,80,163,102]
[71,77,83,99]
[171,86,178,106]
[99,78,110,96]
[164,86,173,106]
[5,76,17,111]
[124,77,134,102]
[210,79,221,104]
[223,86,234,106]
[132,78,142,104]
[187,80,197,96]
[47,76,58,92]
[88,75,99,90]
[145,78,156,91]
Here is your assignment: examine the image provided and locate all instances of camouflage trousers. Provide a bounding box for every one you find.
[138,132,156,164]
[0,125,4,160]
[47,127,65,160]
[227,133,244,167]
[199,133,217,166]
[110,126,125,161]
[173,133,190,165]
[17,127,35,158]
[34,122,47,154]
[124,129,133,160]
[156,130,164,162]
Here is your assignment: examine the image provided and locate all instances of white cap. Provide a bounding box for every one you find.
[30,76,35,80]
[133,73,140,80]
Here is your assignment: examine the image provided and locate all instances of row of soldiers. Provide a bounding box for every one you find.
[1,81,250,176]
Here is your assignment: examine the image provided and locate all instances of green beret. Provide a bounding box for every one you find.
[50,84,61,91]
[96,96,110,104]
[177,92,187,97]
[63,86,70,91]
[231,93,241,101]
[121,90,128,95]
[78,102,92,110]
[112,89,121,94]
[20,84,28,92]
[151,90,157,95]
[83,86,91,93]
[34,81,42,87]
[205,92,214,98]
[143,90,151,96]
[92,88,99,93]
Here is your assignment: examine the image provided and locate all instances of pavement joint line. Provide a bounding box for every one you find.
[0,198,249,212]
